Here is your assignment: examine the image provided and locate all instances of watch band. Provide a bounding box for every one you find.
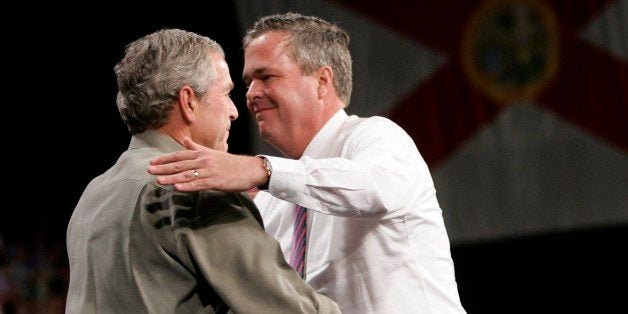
[257,155,272,190]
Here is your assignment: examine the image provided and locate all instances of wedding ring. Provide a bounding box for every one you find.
[192,169,199,179]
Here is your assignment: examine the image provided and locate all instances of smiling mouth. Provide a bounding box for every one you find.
[254,107,277,123]
[256,107,275,115]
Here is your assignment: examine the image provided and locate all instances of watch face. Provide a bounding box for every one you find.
[257,156,272,190]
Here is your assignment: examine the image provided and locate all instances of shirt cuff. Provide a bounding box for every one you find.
[263,156,307,200]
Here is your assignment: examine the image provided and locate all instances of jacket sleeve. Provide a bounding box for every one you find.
[163,190,340,313]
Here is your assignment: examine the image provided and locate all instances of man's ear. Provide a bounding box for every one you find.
[177,86,197,124]
[317,66,334,99]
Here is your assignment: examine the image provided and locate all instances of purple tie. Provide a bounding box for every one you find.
[289,205,307,278]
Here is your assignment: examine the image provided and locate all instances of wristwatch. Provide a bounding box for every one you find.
[257,155,272,190]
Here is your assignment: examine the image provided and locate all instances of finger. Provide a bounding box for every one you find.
[173,179,213,192]
[150,150,198,165]
[156,168,199,185]
[148,159,198,175]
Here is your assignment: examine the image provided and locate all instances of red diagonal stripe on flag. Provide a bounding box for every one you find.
[333,0,627,166]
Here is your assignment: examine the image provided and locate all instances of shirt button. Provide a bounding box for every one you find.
[279,192,287,198]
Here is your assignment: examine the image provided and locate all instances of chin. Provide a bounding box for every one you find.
[259,127,273,142]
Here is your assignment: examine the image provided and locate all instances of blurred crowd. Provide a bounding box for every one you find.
[0,236,67,314]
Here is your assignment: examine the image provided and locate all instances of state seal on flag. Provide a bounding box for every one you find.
[462,0,559,104]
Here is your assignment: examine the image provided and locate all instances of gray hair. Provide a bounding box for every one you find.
[244,13,353,105]
[114,29,224,134]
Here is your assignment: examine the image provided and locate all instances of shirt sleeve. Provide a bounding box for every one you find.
[150,189,340,313]
[266,117,436,219]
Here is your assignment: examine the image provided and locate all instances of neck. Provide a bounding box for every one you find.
[157,122,190,148]
[285,106,343,159]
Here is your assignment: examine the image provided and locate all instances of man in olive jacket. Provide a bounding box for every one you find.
[66,29,339,313]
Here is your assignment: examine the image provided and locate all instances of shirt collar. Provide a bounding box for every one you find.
[302,109,349,158]
[128,130,185,153]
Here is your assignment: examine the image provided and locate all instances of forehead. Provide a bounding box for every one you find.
[210,53,229,75]
[246,31,291,52]
[209,54,233,84]
[199,53,231,98]
[242,32,296,77]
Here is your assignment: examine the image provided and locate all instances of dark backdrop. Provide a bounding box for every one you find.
[4,2,251,245]
[3,2,626,313]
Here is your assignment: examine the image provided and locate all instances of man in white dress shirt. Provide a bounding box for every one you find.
[149,12,466,314]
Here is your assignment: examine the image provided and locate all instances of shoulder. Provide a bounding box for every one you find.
[161,190,261,230]
[342,114,410,140]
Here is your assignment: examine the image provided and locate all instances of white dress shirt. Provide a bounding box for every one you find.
[256,109,466,314]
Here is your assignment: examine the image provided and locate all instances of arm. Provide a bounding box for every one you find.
[148,137,270,192]
[149,119,434,218]
[150,188,339,313]
[265,119,432,218]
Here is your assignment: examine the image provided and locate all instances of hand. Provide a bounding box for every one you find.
[148,137,269,192]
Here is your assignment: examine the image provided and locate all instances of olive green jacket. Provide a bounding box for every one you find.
[66,130,340,313]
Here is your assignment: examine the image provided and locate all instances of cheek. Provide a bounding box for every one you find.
[274,107,294,128]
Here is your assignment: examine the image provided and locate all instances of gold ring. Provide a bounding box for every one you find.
[192,169,199,179]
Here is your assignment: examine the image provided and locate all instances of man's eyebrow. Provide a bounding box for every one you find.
[242,67,268,82]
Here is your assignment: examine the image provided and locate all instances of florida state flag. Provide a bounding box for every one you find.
[235,0,628,244]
